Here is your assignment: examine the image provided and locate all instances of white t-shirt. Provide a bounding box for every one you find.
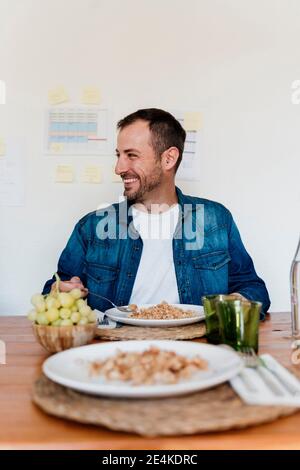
[129,204,180,305]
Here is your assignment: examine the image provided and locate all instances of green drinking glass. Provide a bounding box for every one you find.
[215,297,262,353]
[202,294,238,344]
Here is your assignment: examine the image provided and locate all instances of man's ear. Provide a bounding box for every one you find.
[161,147,179,171]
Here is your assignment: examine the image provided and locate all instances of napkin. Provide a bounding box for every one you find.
[230,354,300,406]
[94,309,121,329]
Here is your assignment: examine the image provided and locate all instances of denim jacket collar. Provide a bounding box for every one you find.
[115,185,195,223]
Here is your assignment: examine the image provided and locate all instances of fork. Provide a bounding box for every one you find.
[239,347,294,397]
[239,347,262,368]
[88,291,134,313]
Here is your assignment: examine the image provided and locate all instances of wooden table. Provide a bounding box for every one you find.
[0,313,300,450]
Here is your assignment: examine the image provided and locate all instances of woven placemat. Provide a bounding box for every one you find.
[95,322,206,341]
[32,374,299,437]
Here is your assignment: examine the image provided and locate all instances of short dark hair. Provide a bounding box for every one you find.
[117,108,186,172]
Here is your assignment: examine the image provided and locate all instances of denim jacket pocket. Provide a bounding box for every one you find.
[83,263,119,283]
[83,263,119,310]
[191,250,231,295]
[192,250,231,270]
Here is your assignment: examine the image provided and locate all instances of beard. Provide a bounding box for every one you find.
[123,164,163,203]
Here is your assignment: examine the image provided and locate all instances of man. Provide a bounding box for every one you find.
[43,108,270,316]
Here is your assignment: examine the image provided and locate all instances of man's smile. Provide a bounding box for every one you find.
[122,176,139,185]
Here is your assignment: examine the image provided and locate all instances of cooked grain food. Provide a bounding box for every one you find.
[89,346,208,385]
[128,301,196,320]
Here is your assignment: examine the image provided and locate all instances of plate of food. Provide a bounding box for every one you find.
[43,340,243,398]
[104,302,204,327]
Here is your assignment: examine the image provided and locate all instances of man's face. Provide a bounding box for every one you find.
[115,120,163,202]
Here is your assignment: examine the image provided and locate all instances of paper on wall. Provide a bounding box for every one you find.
[45,107,110,155]
[81,165,102,183]
[0,139,25,206]
[48,86,69,105]
[174,110,202,181]
[0,80,5,104]
[183,112,202,131]
[82,87,101,105]
[55,165,74,183]
[50,142,64,153]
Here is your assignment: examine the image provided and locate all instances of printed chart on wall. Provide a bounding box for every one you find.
[0,138,25,206]
[174,111,202,181]
[45,107,111,155]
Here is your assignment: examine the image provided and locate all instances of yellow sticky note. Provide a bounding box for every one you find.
[82,87,101,105]
[81,165,102,183]
[50,142,64,153]
[183,112,202,131]
[0,139,6,156]
[55,165,74,183]
[48,86,69,105]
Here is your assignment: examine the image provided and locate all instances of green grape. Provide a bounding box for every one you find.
[79,305,91,317]
[70,288,82,300]
[28,281,93,327]
[88,310,97,323]
[31,293,45,307]
[76,299,86,309]
[58,292,75,308]
[36,313,49,325]
[46,308,59,323]
[60,319,73,326]
[70,312,81,324]
[27,309,37,322]
[35,300,46,313]
[59,308,71,319]
[46,296,61,310]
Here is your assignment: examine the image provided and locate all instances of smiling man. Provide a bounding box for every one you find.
[43,108,270,316]
[115,115,181,208]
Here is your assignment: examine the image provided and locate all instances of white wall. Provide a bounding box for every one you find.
[0,0,299,315]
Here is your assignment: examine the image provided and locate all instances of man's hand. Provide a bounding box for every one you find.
[231,292,248,301]
[50,276,88,298]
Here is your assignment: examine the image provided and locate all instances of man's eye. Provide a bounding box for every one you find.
[128,153,137,158]
[115,154,120,159]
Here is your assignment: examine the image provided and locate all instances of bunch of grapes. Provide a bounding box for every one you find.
[27,275,96,326]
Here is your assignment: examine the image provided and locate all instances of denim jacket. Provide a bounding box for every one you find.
[43,187,270,316]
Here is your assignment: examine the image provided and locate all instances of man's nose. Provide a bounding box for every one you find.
[115,156,129,176]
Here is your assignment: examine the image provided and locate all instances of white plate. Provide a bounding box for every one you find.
[43,340,243,398]
[104,304,204,327]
